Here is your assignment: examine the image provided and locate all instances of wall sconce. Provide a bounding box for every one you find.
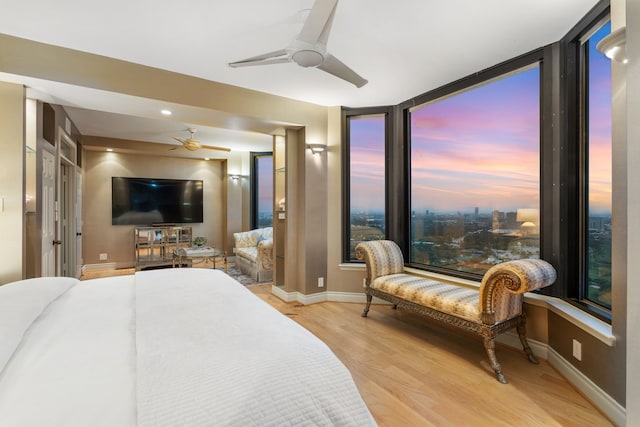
[230,174,240,181]
[308,143,327,155]
[596,27,627,64]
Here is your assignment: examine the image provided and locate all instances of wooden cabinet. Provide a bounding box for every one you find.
[134,226,192,270]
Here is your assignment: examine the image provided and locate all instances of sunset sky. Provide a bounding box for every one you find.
[350,24,612,217]
[588,22,613,216]
[350,116,386,212]
[410,66,540,214]
[257,155,273,214]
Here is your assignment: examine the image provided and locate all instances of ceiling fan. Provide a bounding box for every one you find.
[228,0,368,88]
[171,128,231,152]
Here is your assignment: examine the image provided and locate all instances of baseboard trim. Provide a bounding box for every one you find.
[547,347,625,426]
[271,288,624,425]
[495,331,549,360]
[271,287,391,305]
[82,262,133,273]
[270,286,329,305]
[82,262,118,272]
[498,332,624,425]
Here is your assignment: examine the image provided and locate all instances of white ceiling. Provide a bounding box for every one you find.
[0,0,600,152]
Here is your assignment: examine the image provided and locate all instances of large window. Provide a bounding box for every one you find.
[409,66,540,277]
[340,2,613,317]
[251,152,273,229]
[344,112,387,260]
[582,20,612,310]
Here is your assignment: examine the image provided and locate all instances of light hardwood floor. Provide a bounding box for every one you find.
[82,268,613,426]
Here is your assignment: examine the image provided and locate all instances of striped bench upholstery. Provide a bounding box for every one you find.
[356,240,556,384]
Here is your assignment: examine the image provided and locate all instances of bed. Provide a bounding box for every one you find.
[0,269,376,426]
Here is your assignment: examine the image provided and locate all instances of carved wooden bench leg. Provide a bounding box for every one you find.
[362,294,373,317]
[516,314,539,364]
[484,337,507,384]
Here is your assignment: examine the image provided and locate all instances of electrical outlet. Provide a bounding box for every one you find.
[572,339,582,361]
[318,277,324,287]
[99,253,108,261]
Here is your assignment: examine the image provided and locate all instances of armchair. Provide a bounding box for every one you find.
[233,227,274,282]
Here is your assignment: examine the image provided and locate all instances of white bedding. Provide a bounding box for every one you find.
[0,275,136,426]
[0,269,375,426]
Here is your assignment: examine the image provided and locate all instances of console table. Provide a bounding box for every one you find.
[134,226,192,270]
[173,246,227,272]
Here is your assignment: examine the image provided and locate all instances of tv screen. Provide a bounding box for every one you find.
[112,177,204,225]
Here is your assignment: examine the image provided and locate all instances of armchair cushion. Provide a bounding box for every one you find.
[233,227,274,282]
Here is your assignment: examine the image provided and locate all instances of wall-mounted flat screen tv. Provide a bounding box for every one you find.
[112,177,204,225]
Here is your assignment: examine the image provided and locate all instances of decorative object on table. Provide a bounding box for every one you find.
[193,236,207,247]
[173,246,227,272]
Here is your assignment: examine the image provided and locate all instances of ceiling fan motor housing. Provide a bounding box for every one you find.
[292,49,324,67]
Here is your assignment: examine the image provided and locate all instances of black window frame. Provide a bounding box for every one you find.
[562,2,612,319]
[341,106,393,262]
[250,151,273,230]
[400,50,549,282]
[339,0,612,320]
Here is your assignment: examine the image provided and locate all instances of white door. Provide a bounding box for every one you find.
[41,149,56,276]
[75,171,83,278]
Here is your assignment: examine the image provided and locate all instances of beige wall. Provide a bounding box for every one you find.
[83,150,226,267]
[0,34,330,284]
[0,82,25,284]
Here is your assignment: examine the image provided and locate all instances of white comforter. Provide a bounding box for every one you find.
[0,269,375,426]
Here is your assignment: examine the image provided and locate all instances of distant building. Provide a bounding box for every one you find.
[351,225,384,241]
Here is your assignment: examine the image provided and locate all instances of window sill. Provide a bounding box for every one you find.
[524,293,615,346]
[339,263,615,347]
[338,263,366,271]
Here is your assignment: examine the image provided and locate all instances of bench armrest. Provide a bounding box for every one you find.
[480,259,557,324]
[355,240,404,284]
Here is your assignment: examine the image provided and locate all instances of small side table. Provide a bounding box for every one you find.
[173,246,227,272]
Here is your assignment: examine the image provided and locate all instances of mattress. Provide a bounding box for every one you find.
[0,269,376,426]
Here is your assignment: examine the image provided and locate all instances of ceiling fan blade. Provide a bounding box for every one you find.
[172,136,201,151]
[228,49,289,67]
[317,54,368,88]
[297,0,339,45]
[200,144,231,152]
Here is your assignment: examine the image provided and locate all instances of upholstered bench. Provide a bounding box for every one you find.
[355,240,557,383]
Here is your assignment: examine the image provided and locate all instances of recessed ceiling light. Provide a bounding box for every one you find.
[204,157,210,161]
[106,148,113,152]
[161,109,172,116]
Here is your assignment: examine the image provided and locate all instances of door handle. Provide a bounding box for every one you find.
[53,240,62,245]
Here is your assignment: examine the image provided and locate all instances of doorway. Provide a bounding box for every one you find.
[57,129,78,277]
[41,149,56,276]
